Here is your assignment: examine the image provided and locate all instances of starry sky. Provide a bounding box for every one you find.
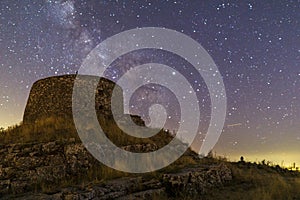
[0,0,299,166]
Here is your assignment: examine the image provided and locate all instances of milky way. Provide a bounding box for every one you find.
[0,1,299,165]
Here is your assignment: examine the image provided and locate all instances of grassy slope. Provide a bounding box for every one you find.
[0,115,174,146]
[1,117,299,199]
[153,158,300,200]
[0,116,197,193]
[201,161,300,200]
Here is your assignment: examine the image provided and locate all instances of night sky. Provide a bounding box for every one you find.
[0,1,299,166]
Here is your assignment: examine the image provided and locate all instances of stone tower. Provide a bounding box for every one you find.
[23,75,124,124]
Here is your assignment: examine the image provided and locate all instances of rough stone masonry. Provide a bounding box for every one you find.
[23,75,124,124]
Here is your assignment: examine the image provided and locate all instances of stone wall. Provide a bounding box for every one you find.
[23,75,124,124]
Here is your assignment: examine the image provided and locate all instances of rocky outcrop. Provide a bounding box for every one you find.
[0,140,160,196]
[163,163,232,196]
[0,139,232,199]
[0,139,91,195]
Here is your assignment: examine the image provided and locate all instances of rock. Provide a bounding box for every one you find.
[162,164,232,197]
[117,188,165,200]
[122,143,158,152]
[0,180,11,194]
[42,142,61,154]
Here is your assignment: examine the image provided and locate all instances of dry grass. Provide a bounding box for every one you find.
[201,160,300,200]
[0,115,174,147]
[0,116,79,144]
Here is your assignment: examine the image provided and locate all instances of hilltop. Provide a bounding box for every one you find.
[0,75,299,199]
